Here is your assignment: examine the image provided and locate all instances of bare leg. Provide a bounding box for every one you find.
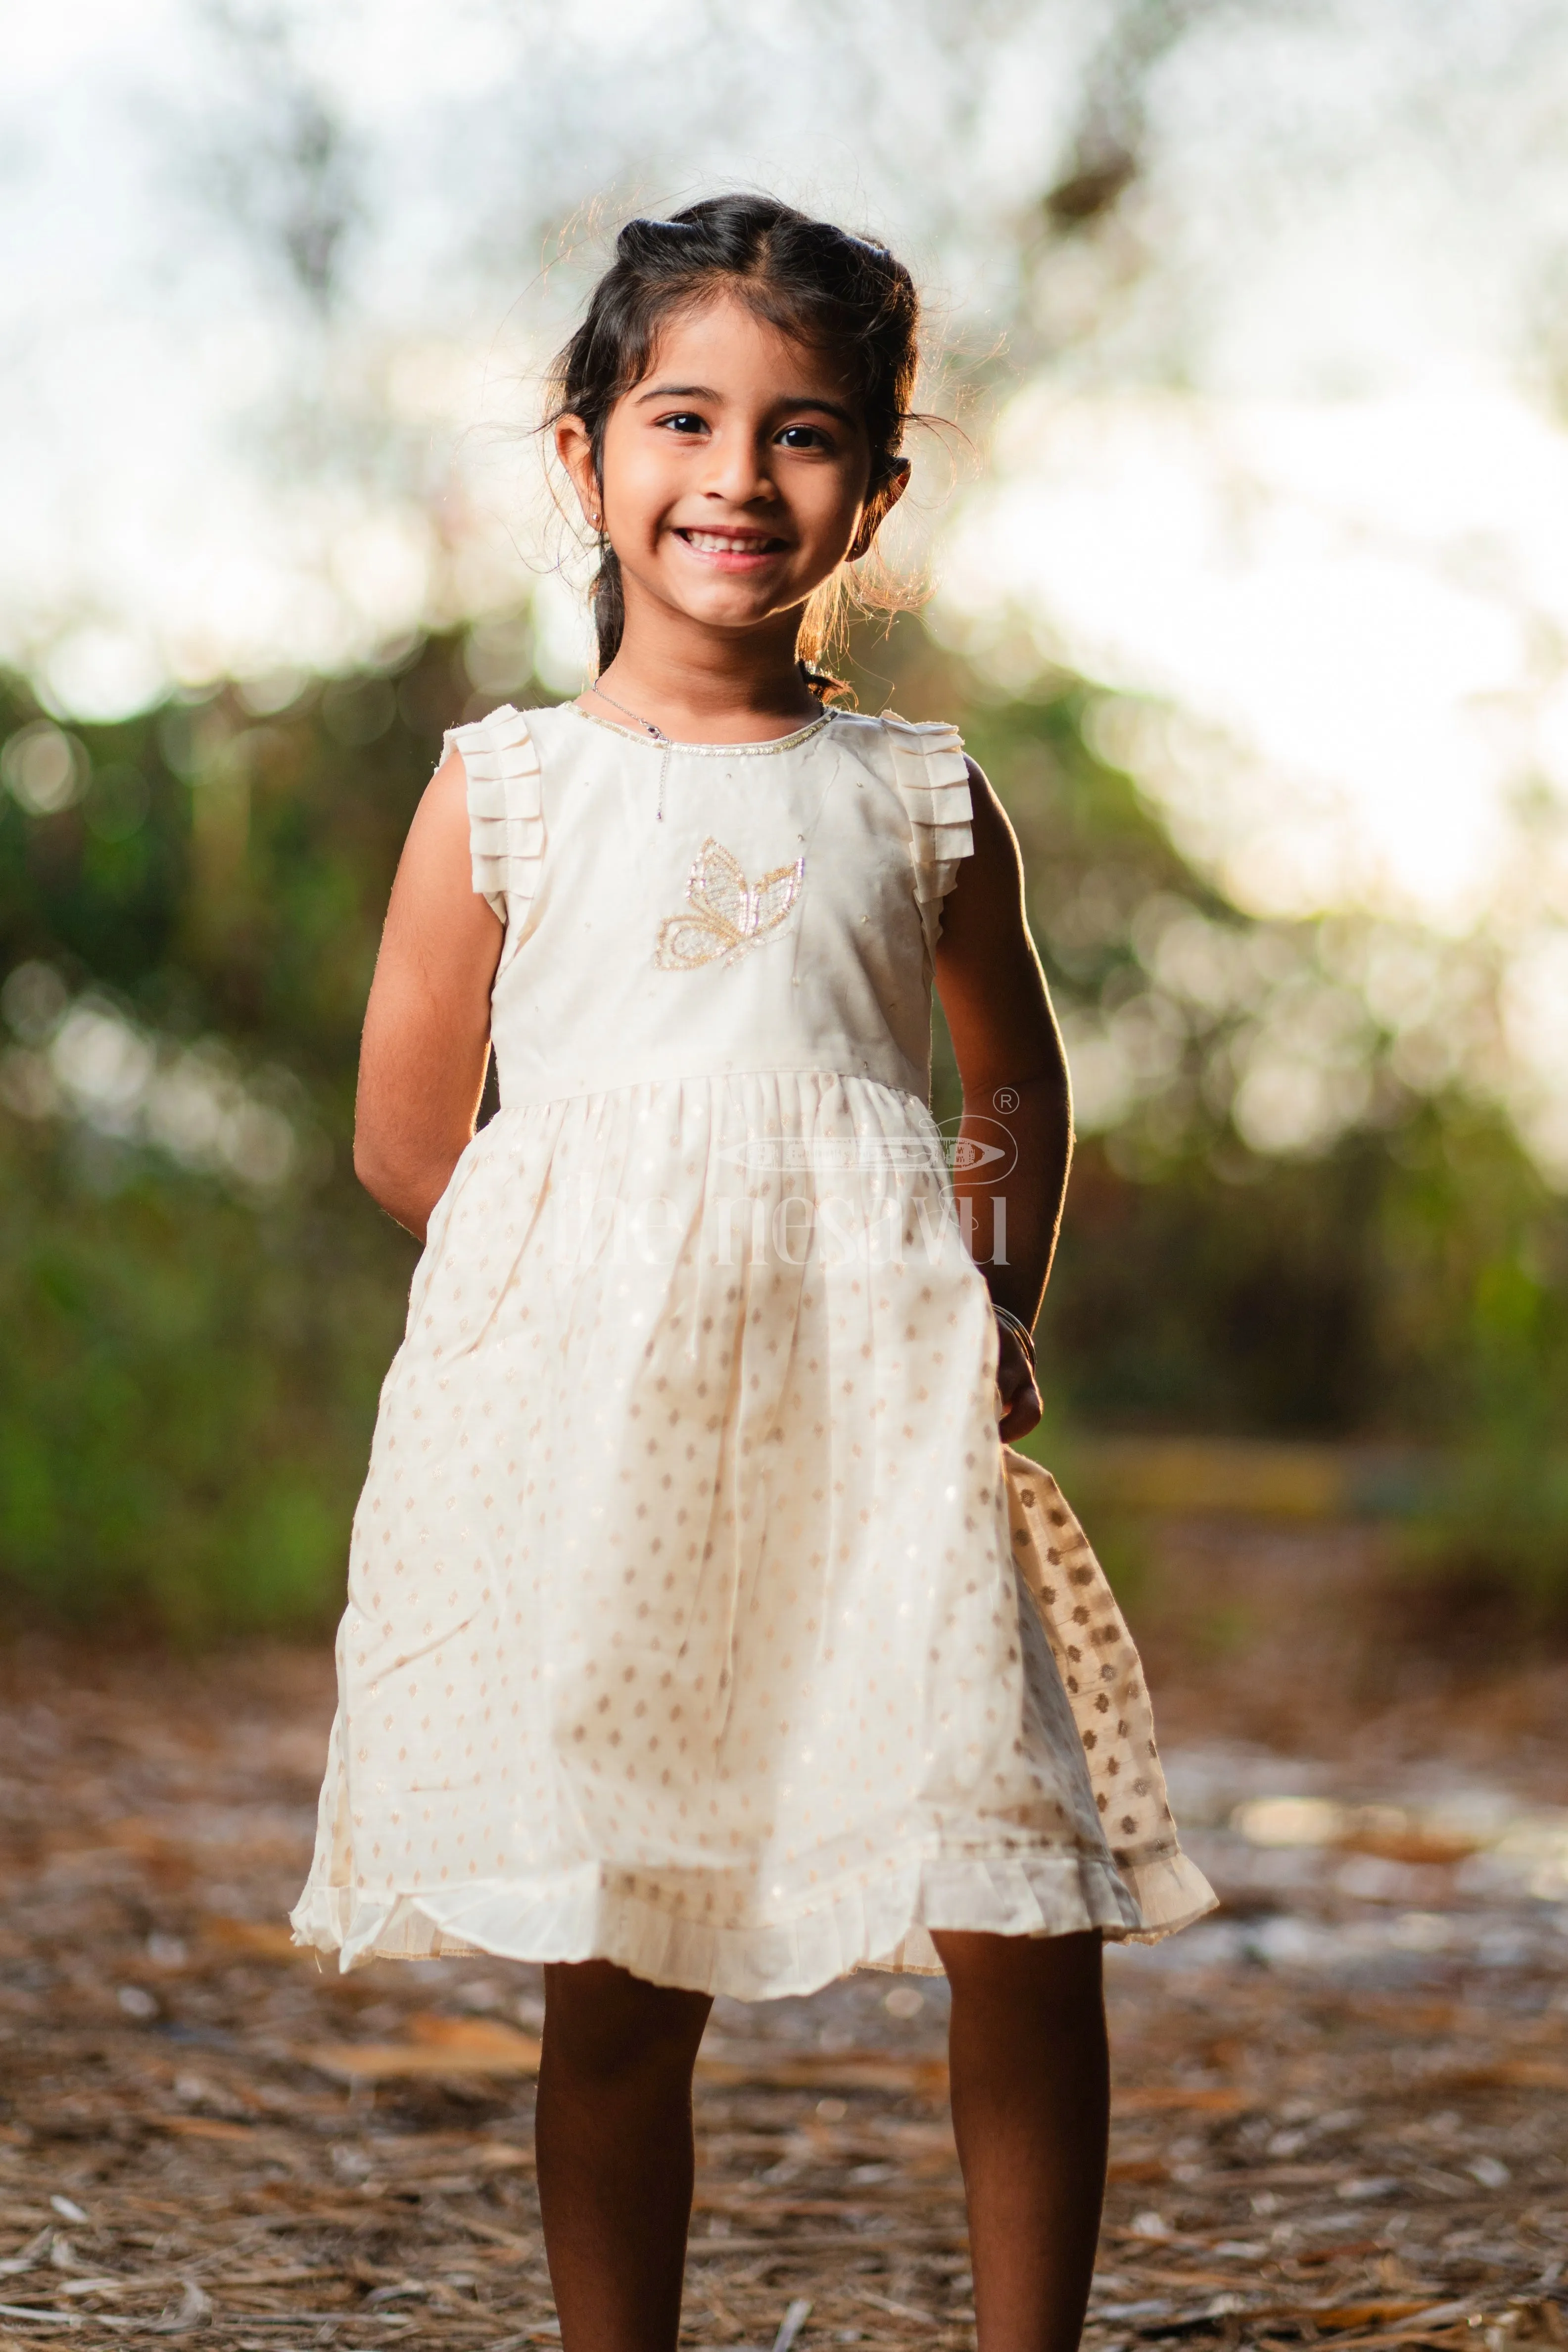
[535,1959,713,2352]
[931,1929,1109,2352]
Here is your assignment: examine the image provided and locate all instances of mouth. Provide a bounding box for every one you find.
[672,527,789,566]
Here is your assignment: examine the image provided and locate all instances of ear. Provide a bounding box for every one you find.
[846,461,907,566]
[848,459,910,563]
[554,414,601,530]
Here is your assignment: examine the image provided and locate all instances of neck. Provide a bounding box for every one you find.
[587,599,824,745]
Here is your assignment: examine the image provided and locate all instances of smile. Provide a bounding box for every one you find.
[674,529,787,557]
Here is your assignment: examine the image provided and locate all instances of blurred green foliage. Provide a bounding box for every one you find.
[885,627,1568,1436]
[0,617,1564,1634]
[0,1119,404,1638]
[0,643,463,1635]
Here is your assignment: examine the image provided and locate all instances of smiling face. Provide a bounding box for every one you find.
[556,291,894,658]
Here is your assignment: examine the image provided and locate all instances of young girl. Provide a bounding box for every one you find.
[293,196,1213,2352]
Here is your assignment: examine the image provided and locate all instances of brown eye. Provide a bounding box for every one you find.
[658,412,707,434]
[778,424,831,451]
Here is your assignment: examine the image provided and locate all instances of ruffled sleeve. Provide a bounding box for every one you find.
[441,703,544,949]
[881,716,975,959]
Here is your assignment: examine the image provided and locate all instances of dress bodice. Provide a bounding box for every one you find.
[444,702,974,1111]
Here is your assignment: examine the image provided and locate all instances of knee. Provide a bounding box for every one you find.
[542,1961,711,2087]
[935,1929,1105,2017]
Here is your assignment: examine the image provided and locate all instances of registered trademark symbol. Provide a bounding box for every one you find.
[993,1087,1019,1114]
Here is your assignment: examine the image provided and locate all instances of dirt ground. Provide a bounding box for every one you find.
[0,1514,1565,2351]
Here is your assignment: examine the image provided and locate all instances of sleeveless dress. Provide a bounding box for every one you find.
[290,702,1214,1997]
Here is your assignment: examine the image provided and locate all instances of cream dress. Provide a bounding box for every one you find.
[291,701,1214,1997]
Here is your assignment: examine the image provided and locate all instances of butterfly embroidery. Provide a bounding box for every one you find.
[655,837,807,970]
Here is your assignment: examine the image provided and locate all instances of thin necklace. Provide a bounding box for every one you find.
[584,676,826,822]
[584,681,671,821]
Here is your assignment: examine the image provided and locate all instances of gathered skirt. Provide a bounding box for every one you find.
[290,1071,1213,1997]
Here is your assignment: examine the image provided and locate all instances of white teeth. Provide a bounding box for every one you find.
[682,531,773,553]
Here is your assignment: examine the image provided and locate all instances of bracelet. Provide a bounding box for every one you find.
[991,1301,1037,1369]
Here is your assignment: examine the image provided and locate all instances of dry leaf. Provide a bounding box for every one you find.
[1441,2060,1568,2094]
[144,2115,258,2142]
[1114,2085,1253,2114]
[694,2051,950,2096]
[202,1918,303,1960]
[300,2013,543,2081]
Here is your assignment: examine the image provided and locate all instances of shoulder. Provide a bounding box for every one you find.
[819,707,893,771]
[441,701,549,759]
[877,711,964,750]
[940,753,1024,939]
[822,706,994,794]
[415,742,469,833]
[960,752,1010,836]
[823,707,968,785]
[826,706,964,748]
[399,704,550,921]
[435,702,550,802]
[867,717,1018,902]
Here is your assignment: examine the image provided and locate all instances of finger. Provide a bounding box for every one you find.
[999,1377,1043,1443]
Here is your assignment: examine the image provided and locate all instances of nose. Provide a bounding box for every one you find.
[700,424,776,508]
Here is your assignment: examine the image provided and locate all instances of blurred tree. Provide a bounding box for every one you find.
[196,0,362,317]
[0,616,1563,1633]
[856,619,1568,1456]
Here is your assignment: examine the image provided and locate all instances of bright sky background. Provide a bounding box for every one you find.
[5,0,1568,1151]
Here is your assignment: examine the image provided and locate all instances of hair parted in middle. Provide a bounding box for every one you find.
[545,193,923,700]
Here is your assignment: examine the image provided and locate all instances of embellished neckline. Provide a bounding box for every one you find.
[570,704,834,757]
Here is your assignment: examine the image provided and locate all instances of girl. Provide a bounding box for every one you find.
[293,196,1213,2352]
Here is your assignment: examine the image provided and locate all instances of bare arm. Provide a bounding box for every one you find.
[934,757,1072,1442]
[353,747,503,1241]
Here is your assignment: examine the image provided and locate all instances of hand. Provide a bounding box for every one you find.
[995,1323,1043,1444]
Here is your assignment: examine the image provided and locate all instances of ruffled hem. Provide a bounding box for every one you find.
[1107,1848,1218,1944]
[290,1835,1213,2000]
[1000,1446,1207,1897]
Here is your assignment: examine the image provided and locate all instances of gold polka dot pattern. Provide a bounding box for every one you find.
[288,706,1215,1995]
[1004,1450,1212,1938]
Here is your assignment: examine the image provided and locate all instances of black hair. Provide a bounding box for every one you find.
[545,193,921,697]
